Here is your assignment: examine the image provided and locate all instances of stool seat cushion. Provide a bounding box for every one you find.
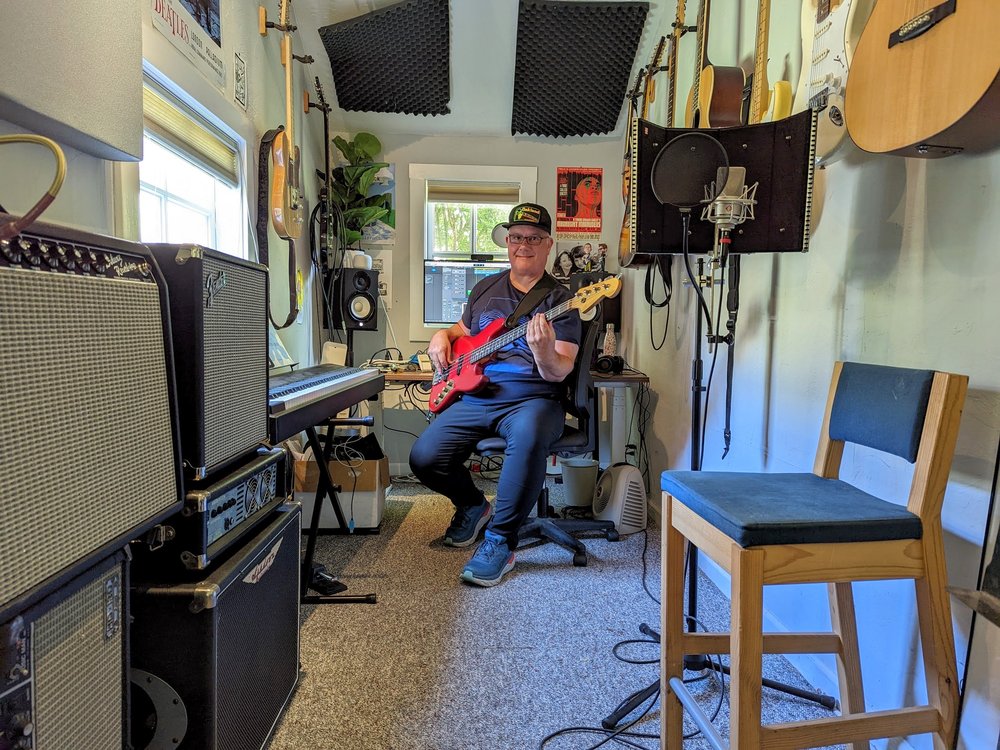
[660,471,923,547]
[476,425,589,455]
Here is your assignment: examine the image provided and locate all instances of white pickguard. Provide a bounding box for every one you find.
[793,0,875,166]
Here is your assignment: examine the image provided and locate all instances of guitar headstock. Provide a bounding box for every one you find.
[315,77,328,108]
[571,275,622,314]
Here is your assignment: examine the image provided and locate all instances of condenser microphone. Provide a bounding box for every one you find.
[702,166,756,232]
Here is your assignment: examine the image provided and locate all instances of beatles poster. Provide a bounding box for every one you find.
[556,167,602,238]
[151,0,225,89]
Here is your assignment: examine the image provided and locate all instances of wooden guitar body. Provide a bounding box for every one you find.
[428,317,504,413]
[846,0,1000,157]
[269,130,304,239]
[794,0,875,165]
[696,64,746,128]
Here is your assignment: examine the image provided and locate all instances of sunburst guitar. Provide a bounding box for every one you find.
[794,0,875,165]
[428,277,622,414]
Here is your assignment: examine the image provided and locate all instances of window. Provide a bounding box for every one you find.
[138,81,246,258]
[409,164,537,340]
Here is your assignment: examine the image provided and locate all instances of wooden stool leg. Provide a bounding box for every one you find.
[730,544,765,750]
[916,528,959,750]
[828,581,868,750]
[661,493,685,750]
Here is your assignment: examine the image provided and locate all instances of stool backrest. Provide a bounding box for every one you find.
[814,361,968,521]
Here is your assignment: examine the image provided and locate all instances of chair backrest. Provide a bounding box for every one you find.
[563,310,601,421]
[814,361,968,520]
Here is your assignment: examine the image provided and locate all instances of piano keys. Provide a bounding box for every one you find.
[268,364,384,443]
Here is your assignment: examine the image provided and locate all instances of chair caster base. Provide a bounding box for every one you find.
[573,552,588,567]
[606,529,620,541]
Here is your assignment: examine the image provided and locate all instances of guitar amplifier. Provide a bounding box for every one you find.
[130,506,301,750]
[0,216,183,623]
[147,244,269,480]
[0,552,129,750]
[139,446,291,573]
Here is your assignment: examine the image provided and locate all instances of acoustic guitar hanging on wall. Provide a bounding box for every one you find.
[846,0,1000,158]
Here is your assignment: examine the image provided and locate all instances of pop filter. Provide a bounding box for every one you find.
[650,132,729,209]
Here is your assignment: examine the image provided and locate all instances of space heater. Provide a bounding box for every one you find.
[592,463,647,535]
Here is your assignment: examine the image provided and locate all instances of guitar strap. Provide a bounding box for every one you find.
[506,272,558,329]
[256,126,300,330]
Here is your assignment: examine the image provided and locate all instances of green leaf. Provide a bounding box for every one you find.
[353,132,382,161]
[356,163,389,197]
[332,135,357,164]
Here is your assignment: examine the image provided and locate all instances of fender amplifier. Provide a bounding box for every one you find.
[0,217,183,622]
[0,552,129,750]
[131,506,301,750]
[139,446,291,573]
[148,244,269,480]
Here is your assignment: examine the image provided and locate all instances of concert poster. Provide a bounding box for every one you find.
[556,167,602,239]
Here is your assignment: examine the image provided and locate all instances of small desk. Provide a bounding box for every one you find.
[382,368,649,466]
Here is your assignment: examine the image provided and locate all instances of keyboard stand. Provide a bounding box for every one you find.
[300,421,377,605]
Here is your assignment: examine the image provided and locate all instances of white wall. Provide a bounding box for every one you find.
[625,2,1000,748]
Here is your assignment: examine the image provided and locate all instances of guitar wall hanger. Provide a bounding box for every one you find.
[292,52,314,64]
[258,6,296,36]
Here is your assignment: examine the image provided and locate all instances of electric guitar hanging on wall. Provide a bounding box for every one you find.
[618,33,668,269]
[793,0,875,165]
[265,0,305,239]
[742,0,791,126]
[428,277,622,414]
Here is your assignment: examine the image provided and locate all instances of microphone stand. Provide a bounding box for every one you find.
[602,200,834,731]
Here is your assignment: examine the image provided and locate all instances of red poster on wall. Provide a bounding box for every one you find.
[556,167,602,238]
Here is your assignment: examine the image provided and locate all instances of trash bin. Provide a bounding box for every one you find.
[560,457,599,507]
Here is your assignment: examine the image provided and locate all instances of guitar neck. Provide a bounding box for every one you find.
[641,36,667,119]
[282,35,294,145]
[469,299,575,363]
[748,0,772,124]
[664,0,687,126]
[692,0,711,103]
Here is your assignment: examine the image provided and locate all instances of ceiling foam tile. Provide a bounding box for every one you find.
[512,1,648,137]
[319,0,450,116]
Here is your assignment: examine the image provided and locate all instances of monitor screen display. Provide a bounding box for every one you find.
[423,260,509,326]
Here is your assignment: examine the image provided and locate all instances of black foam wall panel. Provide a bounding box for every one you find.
[512,1,648,137]
[319,0,450,116]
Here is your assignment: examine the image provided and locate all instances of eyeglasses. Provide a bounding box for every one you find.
[506,233,547,246]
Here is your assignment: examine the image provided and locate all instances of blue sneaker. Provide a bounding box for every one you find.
[460,531,515,587]
[444,498,492,547]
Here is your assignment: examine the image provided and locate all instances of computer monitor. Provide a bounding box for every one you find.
[423,260,510,326]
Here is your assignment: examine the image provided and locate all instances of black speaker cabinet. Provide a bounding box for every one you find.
[130,506,301,750]
[148,244,270,481]
[335,268,379,330]
[0,552,129,749]
[0,216,183,623]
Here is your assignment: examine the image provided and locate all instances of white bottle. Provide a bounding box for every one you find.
[603,323,616,356]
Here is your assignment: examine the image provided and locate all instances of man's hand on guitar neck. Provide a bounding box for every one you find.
[527,313,578,383]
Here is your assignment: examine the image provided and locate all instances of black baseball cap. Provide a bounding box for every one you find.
[501,202,552,235]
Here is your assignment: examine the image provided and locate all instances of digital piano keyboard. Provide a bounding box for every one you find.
[268,364,384,443]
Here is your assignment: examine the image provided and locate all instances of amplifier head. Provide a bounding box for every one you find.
[0,216,183,621]
[0,553,129,749]
[147,244,269,481]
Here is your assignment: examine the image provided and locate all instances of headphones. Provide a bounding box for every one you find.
[594,355,625,375]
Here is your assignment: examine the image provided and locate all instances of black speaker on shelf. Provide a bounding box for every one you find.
[0,551,129,750]
[334,268,379,330]
[130,506,301,750]
[147,243,270,481]
[0,216,182,622]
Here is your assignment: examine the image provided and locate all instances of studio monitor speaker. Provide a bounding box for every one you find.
[0,216,183,621]
[0,552,129,749]
[130,506,301,750]
[148,244,270,480]
[335,268,379,330]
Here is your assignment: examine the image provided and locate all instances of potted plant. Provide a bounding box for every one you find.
[330,132,391,248]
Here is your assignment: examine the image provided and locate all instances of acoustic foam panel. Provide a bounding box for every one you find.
[319,0,450,116]
[512,1,648,137]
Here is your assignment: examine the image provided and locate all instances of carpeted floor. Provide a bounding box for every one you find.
[267,478,846,750]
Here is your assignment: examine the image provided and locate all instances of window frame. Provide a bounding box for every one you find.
[408,163,537,341]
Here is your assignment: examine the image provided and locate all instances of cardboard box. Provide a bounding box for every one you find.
[291,434,389,531]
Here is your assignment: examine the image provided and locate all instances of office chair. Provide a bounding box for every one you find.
[475,312,618,567]
[660,361,968,750]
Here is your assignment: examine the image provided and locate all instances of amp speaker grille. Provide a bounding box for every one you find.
[33,557,125,749]
[202,255,268,471]
[0,267,177,609]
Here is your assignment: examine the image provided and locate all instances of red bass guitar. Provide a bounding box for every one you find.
[428,277,621,414]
